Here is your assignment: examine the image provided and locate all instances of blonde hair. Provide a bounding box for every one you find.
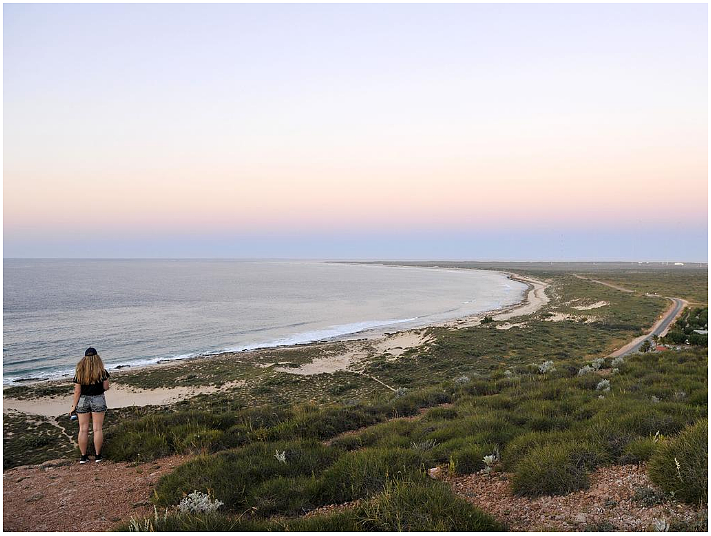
[75,354,107,385]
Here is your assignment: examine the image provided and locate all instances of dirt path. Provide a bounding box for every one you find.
[354,372,396,391]
[2,455,190,531]
[44,417,79,450]
[442,464,703,531]
[573,274,635,293]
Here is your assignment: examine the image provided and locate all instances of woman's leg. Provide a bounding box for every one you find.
[77,412,91,455]
[91,411,105,455]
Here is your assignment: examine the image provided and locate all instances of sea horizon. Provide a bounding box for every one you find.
[3,257,708,264]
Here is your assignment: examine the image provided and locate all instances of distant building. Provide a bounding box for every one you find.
[693,329,708,335]
[655,345,668,351]
[674,262,685,266]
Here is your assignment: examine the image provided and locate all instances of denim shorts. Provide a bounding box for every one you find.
[76,394,107,413]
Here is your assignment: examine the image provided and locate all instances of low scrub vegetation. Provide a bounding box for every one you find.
[154,439,339,511]
[620,437,658,465]
[511,441,603,497]
[648,419,708,505]
[3,411,76,469]
[449,443,494,475]
[320,447,426,503]
[122,478,504,532]
[356,478,504,531]
[132,347,705,525]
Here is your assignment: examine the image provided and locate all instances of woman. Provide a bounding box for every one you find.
[69,347,110,463]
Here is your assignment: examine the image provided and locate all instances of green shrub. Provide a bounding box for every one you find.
[511,441,601,497]
[283,406,382,441]
[122,480,503,532]
[329,433,364,451]
[104,411,244,461]
[449,443,494,475]
[104,430,171,462]
[614,407,688,437]
[427,436,472,464]
[426,423,465,443]
[688,390,708,407]
[336,419,418,450]
[385,388,452,417]
[513,399,573,432]
[248,476,324,517]
[154,440,339,510]
[320,447,425,503]
[370,434,412,450]
[525,414,570,432]
[424,407,458,421]
[216,424,252,450]
[478,394,515,410]
[620,437,657,464]
[158,411,242,430]
[385,397,420,417]
[456,379,501,397]
[648,420,707,504]
[501,430,570,471]
[358,479,504,531]
[573,374,603,390]
[169,426,224,454]
[532,384,565,401]
[116,511,264,531]
[584,419,633,459]
[461,413,518,445]
[153,453,241,509]
[275,509,362,531]
[231,406,293,430]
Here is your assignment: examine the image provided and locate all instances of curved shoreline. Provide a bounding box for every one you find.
[3,271,550,416]
[4,267,531,386]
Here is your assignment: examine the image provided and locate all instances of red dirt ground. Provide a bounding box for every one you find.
[3,455,190,532]
[440,463,705,531]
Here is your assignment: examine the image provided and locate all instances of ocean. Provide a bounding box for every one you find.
[2,259,526,383]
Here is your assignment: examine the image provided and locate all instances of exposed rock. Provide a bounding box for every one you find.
[574,513,587,524]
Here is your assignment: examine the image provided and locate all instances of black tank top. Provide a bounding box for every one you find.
[73,371,110,396]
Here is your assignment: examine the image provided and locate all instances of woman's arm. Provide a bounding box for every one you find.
[69,384,81,415]
[103,379,110,391]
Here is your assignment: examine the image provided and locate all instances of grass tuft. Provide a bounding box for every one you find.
[511,441,604,497]
[648,419,707,505]
[319,447,426,503]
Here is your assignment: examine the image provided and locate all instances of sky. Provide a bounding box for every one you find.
[3,3,708,261]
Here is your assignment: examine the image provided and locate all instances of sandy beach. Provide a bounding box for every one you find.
[3,272,550,417]
[2,381,246,418]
